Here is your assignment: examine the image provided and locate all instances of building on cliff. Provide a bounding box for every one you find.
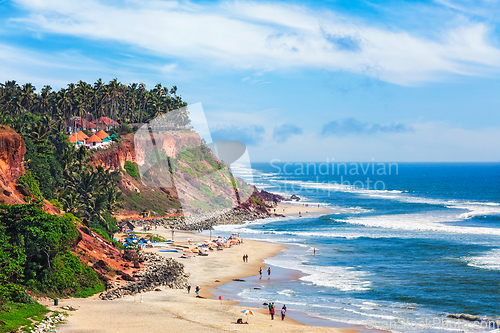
[94,117,120,131]
[86,134,103,148]
[66,117,97,133]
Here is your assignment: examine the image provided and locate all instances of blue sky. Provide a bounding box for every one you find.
[1,0,500,162]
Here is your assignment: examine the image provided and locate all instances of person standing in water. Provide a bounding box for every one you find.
[267,267,271,279]
[281,307,286,320]
[259,267,263,279]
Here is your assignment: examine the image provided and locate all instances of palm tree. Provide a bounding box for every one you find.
[20,83,36,114]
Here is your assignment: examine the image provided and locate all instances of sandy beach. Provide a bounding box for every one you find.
[46,228,358,333]
[275,202,336,216]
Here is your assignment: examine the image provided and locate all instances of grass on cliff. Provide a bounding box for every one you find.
[0,302,48,333]
[124,161,140,180]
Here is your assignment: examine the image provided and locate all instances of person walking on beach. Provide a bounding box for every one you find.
[242,255,246,262]
[268,302,273,314]
[267,267,271,279]
[270,306,275,320]
[314,248,316,255]
[281,307,286,321]
[259,267,263,279]
[187,284,191,294]
[195,285,200,295]
[245,254,248,262]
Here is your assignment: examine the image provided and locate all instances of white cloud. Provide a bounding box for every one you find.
[10,0,500,85]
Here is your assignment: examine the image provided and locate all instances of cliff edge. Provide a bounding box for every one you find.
[0,125,26,205]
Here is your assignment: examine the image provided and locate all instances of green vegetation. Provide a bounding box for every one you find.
[48,199,63,210]
[124,161,140,179]
[251,195,265,207]
[57,148,122,237]
[0,204,103,297]
[121,190,180,216]
[16,171,44,202]
[0,79,187,127]
[0,302,48,333]
[0,204,104,330]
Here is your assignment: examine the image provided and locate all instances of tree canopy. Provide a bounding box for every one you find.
[0,79,187,128]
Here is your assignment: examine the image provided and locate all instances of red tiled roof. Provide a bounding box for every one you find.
[67,118,97,129]
[94,117,119,126]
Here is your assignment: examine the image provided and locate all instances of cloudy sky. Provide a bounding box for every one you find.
[1,0,500,162]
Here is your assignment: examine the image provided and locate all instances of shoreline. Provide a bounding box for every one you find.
[46,228,360,333]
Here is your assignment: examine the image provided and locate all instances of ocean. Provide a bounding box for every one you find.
[211,162,500,333]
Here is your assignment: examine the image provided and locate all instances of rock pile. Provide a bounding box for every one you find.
[99,252,188,300]
[179,207,278,231]
[29,313,66,333]
[447,314,499,328]
[128,206,283,231]
[123,189,285,231]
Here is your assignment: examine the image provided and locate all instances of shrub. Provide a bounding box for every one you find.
[48,199,63,211]
[124,161,140,180]
[17,171,44,202]
[40,251,104,297]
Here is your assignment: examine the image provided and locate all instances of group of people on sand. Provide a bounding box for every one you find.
[268,303,286,321]
[142,224,157,231]
[242,254,249,262]
[259,267,271,279]
[187,284,200,295]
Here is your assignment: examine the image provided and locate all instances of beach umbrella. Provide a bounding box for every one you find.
[241,309,255,322]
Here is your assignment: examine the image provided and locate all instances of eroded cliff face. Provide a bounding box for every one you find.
[90,131,201,171]
[0,126,60,214]
[90,139,136,171]
[0,126,26,205]
[73,224,141,286]
[90,130,260,218]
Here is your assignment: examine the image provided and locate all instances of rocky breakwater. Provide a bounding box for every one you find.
[99,252,188,300]
[124,189,285,230]
[170,206,278,231]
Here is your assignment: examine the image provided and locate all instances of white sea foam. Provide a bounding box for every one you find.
[277,289,296,297]
[342,213,500,236]
[464,248,500,271]
[265,254,372,292]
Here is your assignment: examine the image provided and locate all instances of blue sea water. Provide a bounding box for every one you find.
[212,162,500,333]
